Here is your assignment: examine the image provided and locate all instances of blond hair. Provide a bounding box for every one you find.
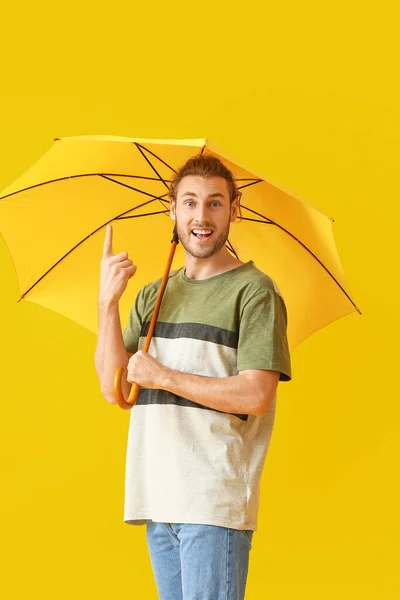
[169,154,239,204]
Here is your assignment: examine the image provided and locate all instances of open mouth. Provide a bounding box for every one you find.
[192,228,213,239]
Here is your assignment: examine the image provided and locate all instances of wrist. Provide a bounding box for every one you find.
[160,366,175,392]
[98,297,119,314]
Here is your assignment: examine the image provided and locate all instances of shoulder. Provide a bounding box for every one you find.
[237,266,289,329]
[239,262,285,302]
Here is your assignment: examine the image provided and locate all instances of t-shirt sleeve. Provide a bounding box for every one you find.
[237,289,292,381]
[122,287,145,354]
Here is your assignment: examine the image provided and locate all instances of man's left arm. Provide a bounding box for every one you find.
[127,350,280,417]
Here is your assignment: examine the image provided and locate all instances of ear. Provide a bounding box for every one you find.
[170,198,176,222]
[230,195,240,222]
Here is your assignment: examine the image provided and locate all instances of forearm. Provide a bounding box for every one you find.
[161,368,270,417]
[94,301,131,404]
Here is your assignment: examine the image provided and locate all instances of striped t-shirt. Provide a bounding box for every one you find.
[122,261,292,531]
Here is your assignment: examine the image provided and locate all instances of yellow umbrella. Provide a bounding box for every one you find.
[0,135,361,405]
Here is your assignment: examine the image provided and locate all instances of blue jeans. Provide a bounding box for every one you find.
[145,520,254,600]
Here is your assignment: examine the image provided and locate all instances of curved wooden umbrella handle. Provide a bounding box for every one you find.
[113,234,178,410]
[113,367,140,410]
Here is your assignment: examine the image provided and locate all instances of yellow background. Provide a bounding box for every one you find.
[0,2,399,598]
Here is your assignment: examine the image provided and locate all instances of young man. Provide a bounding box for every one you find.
[95,154,292,600]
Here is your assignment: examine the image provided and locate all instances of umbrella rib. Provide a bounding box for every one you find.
[237,180,263,190]
[101,174,171,215]
[226,239,239,259]
[240,217,273,224]
[100,174,170,202]
[134,143,178,176]
[118,210,169,219]
[134,143,175,192]
[240,204,361,314]
[0,173,172,201]
[157,199,171,214]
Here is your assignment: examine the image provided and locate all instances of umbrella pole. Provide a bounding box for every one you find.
[114,230,179,410]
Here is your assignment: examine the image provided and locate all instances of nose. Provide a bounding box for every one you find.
[195,203,210,224]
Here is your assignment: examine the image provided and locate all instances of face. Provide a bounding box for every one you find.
[170,175,238,259]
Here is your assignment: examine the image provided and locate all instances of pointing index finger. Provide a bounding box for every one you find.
[103,224,113,258]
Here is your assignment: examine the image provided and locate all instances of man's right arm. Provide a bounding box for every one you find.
[94,300,132,405]
[94,224,137,405]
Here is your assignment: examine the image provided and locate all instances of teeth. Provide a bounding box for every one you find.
[193,229,212,235]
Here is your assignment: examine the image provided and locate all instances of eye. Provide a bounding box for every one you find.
[211,201,221,208]
[185,200,194,207]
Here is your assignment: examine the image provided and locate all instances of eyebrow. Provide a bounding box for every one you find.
[181,191,225,199]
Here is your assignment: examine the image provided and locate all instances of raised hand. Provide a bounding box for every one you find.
[98,225,137,308]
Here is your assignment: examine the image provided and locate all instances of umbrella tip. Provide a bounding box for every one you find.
[54,137,60,141]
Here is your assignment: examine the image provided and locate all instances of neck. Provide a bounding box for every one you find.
[184,247,244,280]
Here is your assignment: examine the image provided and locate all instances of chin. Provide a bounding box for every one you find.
[189,249,216,259]
[181,241,213,259]
[186,242,225,260]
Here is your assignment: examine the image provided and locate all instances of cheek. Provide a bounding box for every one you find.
[175,211,190,227]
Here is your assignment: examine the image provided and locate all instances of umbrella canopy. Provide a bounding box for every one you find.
[0,135,360,350]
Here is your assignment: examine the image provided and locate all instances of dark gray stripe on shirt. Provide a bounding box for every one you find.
[136,388,248,421]
[140,321,238,349]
